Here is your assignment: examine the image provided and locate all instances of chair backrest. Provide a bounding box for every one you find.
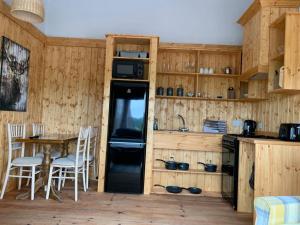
[7,123,26,163]
[87,126,99,160]
[32,123,45,136]
[74,127,89,169]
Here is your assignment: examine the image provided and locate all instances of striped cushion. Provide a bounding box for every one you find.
[255,196,300,225]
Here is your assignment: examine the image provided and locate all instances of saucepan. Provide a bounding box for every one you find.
[156,159,177,170]
[198,161,217,172]
[177,162,189,171]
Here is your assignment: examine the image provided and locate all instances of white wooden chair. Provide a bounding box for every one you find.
[67,126,99,189]
[0,124,42,200]
[46,127,89,202]
[32,123,61,159]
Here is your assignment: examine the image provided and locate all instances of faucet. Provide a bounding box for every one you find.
[177,114,189,132]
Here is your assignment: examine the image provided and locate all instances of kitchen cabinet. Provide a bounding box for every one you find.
[237,138,300,213]
[268,13,300,93]
[238,0,300,81]
[151,131,223,197]
[97,34,159,194]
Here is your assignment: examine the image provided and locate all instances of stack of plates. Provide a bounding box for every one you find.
[203,119,227,134]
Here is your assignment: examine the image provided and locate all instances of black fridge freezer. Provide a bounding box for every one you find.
[105,81,149,194]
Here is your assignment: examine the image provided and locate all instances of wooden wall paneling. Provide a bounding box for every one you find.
[0,12,45,192]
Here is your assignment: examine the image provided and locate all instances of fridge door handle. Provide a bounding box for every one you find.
[109,141,146,149]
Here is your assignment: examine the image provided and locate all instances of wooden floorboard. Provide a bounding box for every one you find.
[0,181,252,225]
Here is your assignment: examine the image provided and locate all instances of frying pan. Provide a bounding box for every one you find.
[177,162,189,171]
[156,159,177,170]
[182,187,202,194]
[154,184,182,194]
[198,162,217,172]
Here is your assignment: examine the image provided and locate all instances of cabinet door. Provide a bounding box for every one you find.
[284,14,300,89]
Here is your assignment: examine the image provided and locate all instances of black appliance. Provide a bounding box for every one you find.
[112,59,144,79]
[222,134,278,209]
[242,120,257,137]
[279,123,300,142]
[222,135,240,209]
[105,81,149,194]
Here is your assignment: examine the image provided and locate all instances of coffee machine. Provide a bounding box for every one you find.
[242,120,257,137]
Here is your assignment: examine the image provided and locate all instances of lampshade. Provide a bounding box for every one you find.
[11,0,45,23]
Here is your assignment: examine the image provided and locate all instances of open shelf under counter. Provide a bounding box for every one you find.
[151,187,222,198]
[155,95,267,102]
[157,71,240,79]
[113,56,150,62]
[153,168,222,176]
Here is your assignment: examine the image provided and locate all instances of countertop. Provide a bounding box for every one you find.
[154,130,224,137]
[238,137,300,146]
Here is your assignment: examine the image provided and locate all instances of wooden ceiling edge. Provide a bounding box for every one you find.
[0,1,47,43]
[238,0,300,25]
[159,42,242,53]
[237,0,261,25]
[46,37,106,48]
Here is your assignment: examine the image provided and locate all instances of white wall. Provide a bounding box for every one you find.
[4,0,253,45]
[44,0,252,45]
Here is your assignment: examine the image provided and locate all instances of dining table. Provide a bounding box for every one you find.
[15,134,78,202]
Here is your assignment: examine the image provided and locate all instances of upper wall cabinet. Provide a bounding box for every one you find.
[268,13,300,93]
[238,0,300,81]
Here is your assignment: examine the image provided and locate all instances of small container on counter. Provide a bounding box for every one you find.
[177,87,184,96]
[167,87,174,96]
[228,87,236,99]
[156,87,164,96]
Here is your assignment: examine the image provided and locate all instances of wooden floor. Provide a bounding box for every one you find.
[0,182,252,225]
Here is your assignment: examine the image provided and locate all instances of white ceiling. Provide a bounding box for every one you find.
[3,0,253,44]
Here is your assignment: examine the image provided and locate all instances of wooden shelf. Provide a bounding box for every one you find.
[270,53,284,61]
[111,78,149,82]
[113,56,150,62]
[151,187,221,198]
[155,95,267,102]
[153,168,222,175]
[239,65,269,81]
[157,71,240,79]
[268,88,300,94]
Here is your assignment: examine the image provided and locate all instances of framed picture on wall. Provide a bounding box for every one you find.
[0,36,30,112]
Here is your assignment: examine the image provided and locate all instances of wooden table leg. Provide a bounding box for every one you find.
[43,144,63,202]
[62,141,69,157]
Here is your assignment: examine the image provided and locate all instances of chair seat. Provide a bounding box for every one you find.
[52,157,84,167]
[67,153,93,161]
[12,157,42,166]
[35,150,61,159]
[255,196,300,225]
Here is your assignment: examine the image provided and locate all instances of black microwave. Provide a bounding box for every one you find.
[112,60,144,79]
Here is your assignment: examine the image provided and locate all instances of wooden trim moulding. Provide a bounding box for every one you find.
[46,37,106,48]
[0,1,46,43]
[159,42,242,53]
